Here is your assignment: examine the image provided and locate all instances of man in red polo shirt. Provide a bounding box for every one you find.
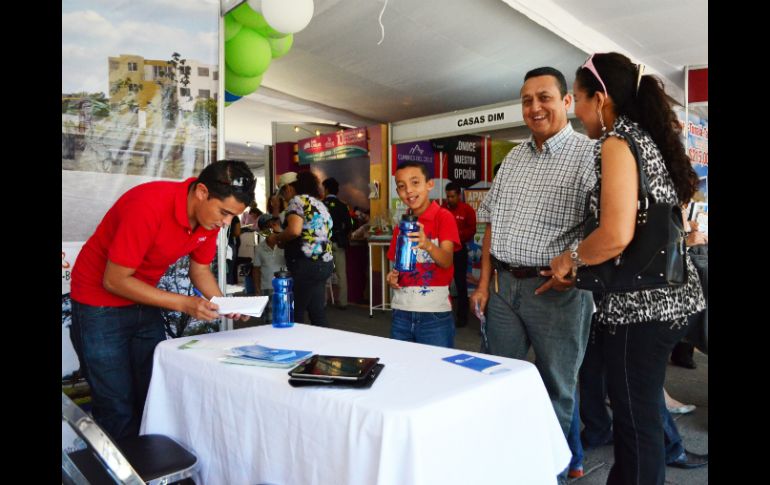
[70,160,255,439]
[441,182,477,327]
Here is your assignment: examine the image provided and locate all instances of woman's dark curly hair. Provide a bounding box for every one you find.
[575,52,699,204]
[291,171,322,198]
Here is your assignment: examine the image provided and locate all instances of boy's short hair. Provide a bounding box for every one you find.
[322,177,339,195]
[395,161,431,180]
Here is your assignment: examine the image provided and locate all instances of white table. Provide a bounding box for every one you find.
[141,325,570,485]
[368,238,392,317]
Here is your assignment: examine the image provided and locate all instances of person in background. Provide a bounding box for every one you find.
[240,201,262,228]
[253,214,286,324]
[547,52,706,484]
[441,182,476,327]
[470,66,596,485]
[69,160,254,439]
[267,192,287,223]
[322,177,353,309]
[269,171,334,326]
[386,162,460,347]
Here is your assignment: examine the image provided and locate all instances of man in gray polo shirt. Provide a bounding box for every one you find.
[471,67,595,468]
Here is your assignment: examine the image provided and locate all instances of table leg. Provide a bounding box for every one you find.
[369,243,373,317]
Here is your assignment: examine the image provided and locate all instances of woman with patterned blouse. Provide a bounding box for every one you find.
[269,171,334,327]
[548,53,705,485]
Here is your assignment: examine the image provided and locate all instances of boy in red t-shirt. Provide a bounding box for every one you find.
[386,162,460,347]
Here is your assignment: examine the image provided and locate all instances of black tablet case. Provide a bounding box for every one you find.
[288,363,385,388]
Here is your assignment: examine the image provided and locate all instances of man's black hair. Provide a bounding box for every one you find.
[445,182,461,193]
[524,67,569,98]
[193,159,255,206]
[395,161,430,180]
[322,177,340,195]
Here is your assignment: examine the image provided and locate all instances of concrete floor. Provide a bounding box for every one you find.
[239,301,708,484]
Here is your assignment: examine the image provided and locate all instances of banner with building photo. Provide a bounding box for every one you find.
[62,0,219,242]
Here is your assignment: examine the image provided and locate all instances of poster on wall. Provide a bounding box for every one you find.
[432,135,483,188]
[687,111,708,202]
[62,242,84,378]
[393,141,434,178]
[62,0,219,242]
[462,188,489,290]
[298,128,369,164]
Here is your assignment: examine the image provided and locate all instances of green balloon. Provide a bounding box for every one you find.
[224,13,242,42]
[225,66,263,97]
[268,34,293,59]
[230,3,284,37]
[225,28,272,78]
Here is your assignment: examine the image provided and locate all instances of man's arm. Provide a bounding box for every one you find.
[469,223,492,314]
[103,260,220,321]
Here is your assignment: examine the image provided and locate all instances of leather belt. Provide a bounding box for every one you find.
[492,256,548,279]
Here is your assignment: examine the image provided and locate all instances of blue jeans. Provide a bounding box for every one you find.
[485,271,593,439]
[567,390,584,471]
[391,309,455,348]
[287,257,334,327]
[70,300,166,440]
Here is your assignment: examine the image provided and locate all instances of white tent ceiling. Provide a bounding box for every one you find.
[225,0,707,163]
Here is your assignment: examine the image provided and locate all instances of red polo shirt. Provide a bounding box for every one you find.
[387,201,460,288]
[441,200,477,244]
[70,178,220,307]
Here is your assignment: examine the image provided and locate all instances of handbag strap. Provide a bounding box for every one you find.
[587,131,655,226]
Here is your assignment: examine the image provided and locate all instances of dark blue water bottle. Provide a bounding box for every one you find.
[394,214,419,272]
[271,267,294,328]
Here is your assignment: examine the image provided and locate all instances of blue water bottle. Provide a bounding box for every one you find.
[394,213,419,272]
[271,267,294,328]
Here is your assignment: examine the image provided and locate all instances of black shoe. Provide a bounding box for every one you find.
[671,342,697,369]
[667,450,708,469]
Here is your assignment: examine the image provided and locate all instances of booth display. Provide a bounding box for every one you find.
[141,324,571,485]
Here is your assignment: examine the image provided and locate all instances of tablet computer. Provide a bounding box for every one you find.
[288,355,380,381]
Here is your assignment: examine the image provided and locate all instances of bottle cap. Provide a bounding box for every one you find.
[274,267,291,278]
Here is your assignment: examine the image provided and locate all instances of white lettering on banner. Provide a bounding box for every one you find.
[453,154,476,166]
[457,141,477,152]
[454,168,477,179]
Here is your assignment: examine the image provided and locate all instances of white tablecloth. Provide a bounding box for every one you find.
[141,324,570,485]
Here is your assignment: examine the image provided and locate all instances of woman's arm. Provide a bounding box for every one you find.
[551,136,639,281]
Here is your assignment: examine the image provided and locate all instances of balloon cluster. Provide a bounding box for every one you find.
[225,0,314,106]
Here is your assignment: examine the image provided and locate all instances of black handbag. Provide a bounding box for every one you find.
[575,134,687,293]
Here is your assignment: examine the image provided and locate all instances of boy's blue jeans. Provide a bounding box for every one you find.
[391,309,455,348]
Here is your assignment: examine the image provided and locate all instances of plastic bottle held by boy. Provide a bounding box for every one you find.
[394,213,419,272]
[271,267,294,328]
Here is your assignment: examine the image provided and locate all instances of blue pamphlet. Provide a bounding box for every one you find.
[231,344,309,362]
[442,353,511,375]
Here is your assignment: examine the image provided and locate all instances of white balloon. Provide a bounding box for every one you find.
[262,0,314,35]
[246,0,262,13]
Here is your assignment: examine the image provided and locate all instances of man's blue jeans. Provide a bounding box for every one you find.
[391,309,455,348]
[70,300,166,440]
[485,271,593,438]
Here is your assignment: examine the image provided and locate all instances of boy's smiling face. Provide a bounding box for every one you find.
[395,166,434,215]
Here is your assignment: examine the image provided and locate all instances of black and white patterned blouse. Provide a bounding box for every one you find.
[589,116,706,325]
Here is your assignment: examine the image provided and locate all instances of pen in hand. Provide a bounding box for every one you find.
[192,288,208,300]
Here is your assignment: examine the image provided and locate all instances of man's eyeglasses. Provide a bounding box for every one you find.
[581,54,608,96]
